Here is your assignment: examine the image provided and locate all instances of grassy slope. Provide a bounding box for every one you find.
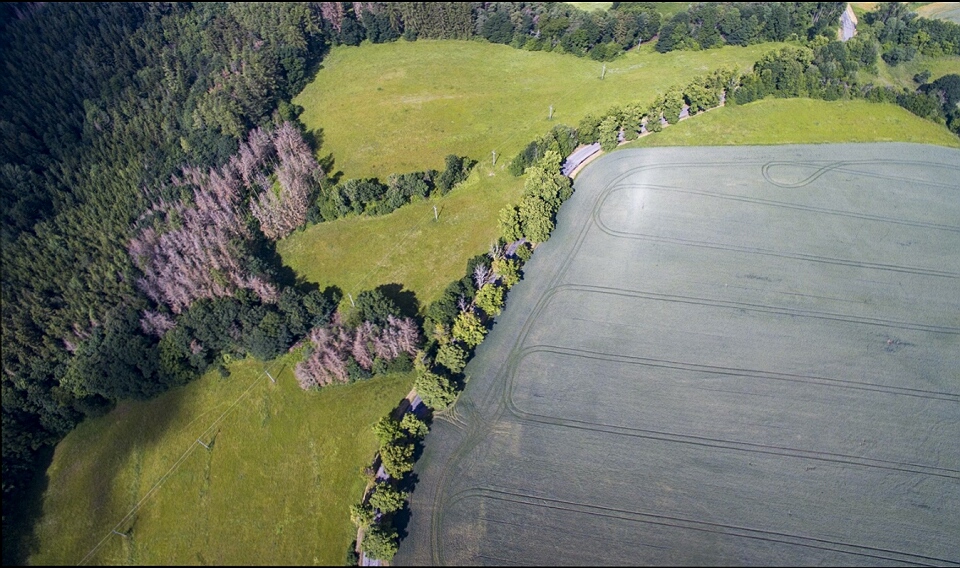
[294,40,780,179]
[863,54,960,89]
[565,2,613,12]
[624,98,960,149]
[31,355,414,565]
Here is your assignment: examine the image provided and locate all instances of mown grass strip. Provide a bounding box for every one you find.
[622,99,960,148]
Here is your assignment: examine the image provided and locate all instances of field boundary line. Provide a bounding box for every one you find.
[500,405,960,479]
[610,182,960,232]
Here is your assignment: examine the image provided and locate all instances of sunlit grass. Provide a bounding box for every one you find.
[295,40,782,179]
[623,98,960,149]
[32,354,414,565]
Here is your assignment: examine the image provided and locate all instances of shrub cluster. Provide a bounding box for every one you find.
[313,154,475,222]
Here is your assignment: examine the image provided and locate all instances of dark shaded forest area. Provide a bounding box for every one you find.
[2,2,959,563]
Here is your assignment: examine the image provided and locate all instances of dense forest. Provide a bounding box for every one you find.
[3,2,960,561]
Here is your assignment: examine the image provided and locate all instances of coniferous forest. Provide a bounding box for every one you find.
[3,2,959,562]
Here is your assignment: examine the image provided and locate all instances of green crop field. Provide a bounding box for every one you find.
[293,40,782,179]
[396,143,960,565]
[626,98,960,148]
[30,354,414,565]
[915,2,960,23]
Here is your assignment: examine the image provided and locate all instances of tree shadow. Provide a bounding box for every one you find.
[248,234,299,290]
[2,446,53,565]
[302,127,324,155]
[392,497,415,542]
[7,384,188,564]
[375,283,421,321]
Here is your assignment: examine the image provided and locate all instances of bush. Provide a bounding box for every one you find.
[346,357,372,382]
[400,413,429,438]
[361,525,399,561]
[380,442,414,478]
[415,368,457,410]
[474,284,505,317]
[598,115,620,151]
[372,417,404,445]
[435,342,468,374]
[577,114,601,143]
[452,311,487,347]
[369,483,407,514]
[492,258,521,288]
[514,242,533,262]
[385,352,413,374]
[349,504,375,529]
[354,289,401,327]
[435,154,473,194]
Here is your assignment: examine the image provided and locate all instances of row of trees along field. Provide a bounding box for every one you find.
[0,2,476,553]
[3,2,959,561]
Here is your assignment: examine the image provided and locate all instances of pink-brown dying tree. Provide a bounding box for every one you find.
[294,316,421,390]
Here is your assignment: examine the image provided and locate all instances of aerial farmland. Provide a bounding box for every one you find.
[397,143,960,566]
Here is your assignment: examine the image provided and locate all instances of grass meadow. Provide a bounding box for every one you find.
[293,40,781,179]
[30,38,960,566]
[31,355,413,565]
[278,164,524,308]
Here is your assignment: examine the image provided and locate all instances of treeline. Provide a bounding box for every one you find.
[733,44,960,133]
[863,2,960,64]
[314,154,474,222]
[346,131,573,562]
[319,2,662,61]
[655,2,847,52]
[315,2,960,65]
[349,409,429,562]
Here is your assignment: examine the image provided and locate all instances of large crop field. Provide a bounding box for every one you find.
[396,143,960,565]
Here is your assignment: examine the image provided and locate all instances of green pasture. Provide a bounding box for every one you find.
[625,99,960,149]
[863,53,960,89]
[294,40,781,179]
[279,163,523,309]
[31,355,413,565]
[565,2,690,16]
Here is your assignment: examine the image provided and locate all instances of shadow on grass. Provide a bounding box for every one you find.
[15,385,190,564]
[375,283,421,322]
[2,446,53,566]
